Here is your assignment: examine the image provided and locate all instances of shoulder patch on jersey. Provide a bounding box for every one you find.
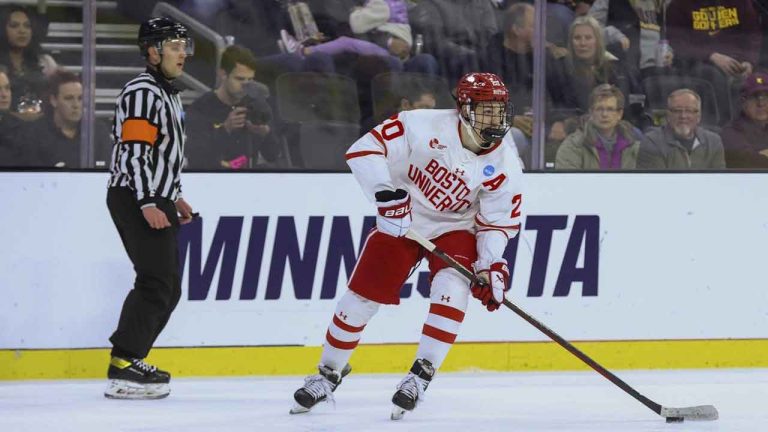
[483,165,495,176]
[428,138,446,150]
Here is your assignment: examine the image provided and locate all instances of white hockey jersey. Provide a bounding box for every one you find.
[346,109,523,264]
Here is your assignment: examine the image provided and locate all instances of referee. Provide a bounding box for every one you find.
[104,17,195,400]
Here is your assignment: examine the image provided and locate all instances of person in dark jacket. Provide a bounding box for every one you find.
[23,69,109,168]
[667,0,761,122]
[0,5,56,111]
[186,45,282,170]
[721,72,768,168]
[559,15,631,112]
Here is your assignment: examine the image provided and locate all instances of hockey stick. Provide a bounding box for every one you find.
[405,229,718,423]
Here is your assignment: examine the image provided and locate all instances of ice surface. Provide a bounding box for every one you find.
[1,368,765,432]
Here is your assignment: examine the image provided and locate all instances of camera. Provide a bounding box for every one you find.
[235,81,272,125]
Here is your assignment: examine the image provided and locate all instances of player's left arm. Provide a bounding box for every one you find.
[472,145,524,311]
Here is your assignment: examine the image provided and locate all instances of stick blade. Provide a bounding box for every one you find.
[660,405,718,421]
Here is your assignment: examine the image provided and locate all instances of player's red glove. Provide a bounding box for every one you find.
[471,261,509,311]
[375,189,411,237]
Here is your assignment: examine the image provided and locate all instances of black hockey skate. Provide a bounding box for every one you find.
[391,358,435,420]
[290,363,352,414]
[104,357,171,400]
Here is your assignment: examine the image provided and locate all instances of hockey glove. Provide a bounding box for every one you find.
[471,261,510,312]
[375,189,412,238]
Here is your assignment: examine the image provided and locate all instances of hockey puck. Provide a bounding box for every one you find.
[666,417,684,423]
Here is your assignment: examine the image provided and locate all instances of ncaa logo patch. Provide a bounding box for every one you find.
[483,165,495,176]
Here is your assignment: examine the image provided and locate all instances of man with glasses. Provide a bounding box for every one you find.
[637,88,725,169]
[721,72,768,168]
[555,84,643,169]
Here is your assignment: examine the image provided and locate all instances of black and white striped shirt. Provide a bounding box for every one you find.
[108,67,185,207]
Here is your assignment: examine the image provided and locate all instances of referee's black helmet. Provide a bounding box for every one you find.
[138,17,193,57]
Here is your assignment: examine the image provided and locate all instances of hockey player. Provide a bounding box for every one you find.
[291,72,523,419]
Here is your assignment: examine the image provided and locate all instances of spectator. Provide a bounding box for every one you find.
[721,72,768,168]
[556,84,642,169]
[667,0,760,79]
[667,0,760,122]
[392,81,437,113]
[483,3,567,111]
[589,0,672,82]
[0,5,56,112]
[491,0,574,51]
[0,67,24,166]
[280,0,438,75]
[408,0,498,81]
[559,15,630,112]
[22,69,109,168]
[637,89,725,169]
[186,45,283,170]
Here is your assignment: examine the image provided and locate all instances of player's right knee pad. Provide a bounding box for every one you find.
[333,290,381,328]
[430,268,470,313]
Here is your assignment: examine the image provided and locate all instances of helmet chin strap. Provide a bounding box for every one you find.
[459,107,494,152]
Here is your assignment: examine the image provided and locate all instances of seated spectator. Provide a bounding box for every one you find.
[280,0,438,75]
[0,5,56,112]
[667,0,760,122]
[589,0,672,79]
[483,3,568,112]
[186,45,283,170]
[637,89,725,169]
[408,0,498,82]
[0,66,24,166]
[22,69,109,168]
[721,72,768,168]
[556,84,642,169]
[668,0,759,80]
[559,16,630,112]
[491,0,574,53]
[392,82,437,114]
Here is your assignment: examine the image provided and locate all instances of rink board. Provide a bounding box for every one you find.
[1,172,767,379]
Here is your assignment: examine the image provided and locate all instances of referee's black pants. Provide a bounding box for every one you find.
[107,187,182,360]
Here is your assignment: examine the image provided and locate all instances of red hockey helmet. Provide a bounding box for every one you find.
[455,72,510,107]
[455,72,514,146]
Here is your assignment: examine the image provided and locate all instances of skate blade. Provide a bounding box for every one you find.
[104,380,170,400]
[391,405,407,420]
[289,403,311,415]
